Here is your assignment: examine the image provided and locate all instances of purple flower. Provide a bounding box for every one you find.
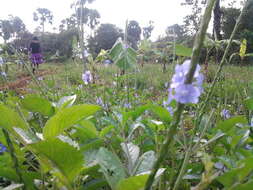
[168,60,204,104]
[123,44,129,49]
[124,102,131,109]
[174,84,201,104]
[82,70,93,85]
[1,72,7,77]
[250,117,253,127]
[163,100,174,116]
[0,143,7,153]
[96,97,103,105]
[0,57,4,66]
[221,109,231,119]
[83,50,89,58]
[96,97,108,109]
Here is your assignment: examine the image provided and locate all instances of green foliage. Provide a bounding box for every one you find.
[0,104,27,133]
[175,44,192,57]
[97,148,126,189]
[109,39,137,71]
[21,95,55,116]
[88,24,123,56]
[116,175,148,190]
[43,104,100,139]
[127,20,142,50]
[30,138,83,187]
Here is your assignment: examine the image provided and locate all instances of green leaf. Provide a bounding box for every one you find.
[29,138,84,186]
[135,151,156,175]
[121,143,140,173]
[116,175,148,190]
[83,179,108,190]
[230,179,253,190]
[43,104,100,139]
[123,105,150,124]
[0,104,27,133]
[217,169,238,187]
[217,116,247,132]
[109,41,124,62]
[217,157,253,188]
[57,95,77,109]
[175,44,192,57]
[116,48,137,70]
[75,120,99,140]
[150,105,172,124]
[0,168,39,190]
[21,95,54,116]
[244,98,253,110]
[109,40,137,70]
[100,125,115,138]
[96,148,126,189]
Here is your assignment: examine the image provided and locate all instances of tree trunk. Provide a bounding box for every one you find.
[213,0,222,40]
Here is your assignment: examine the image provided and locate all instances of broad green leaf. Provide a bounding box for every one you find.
[73,120,99,142]
[123,105,150,124]
[0,104,27,133]
[116,48,137,70]
[217,169,238,187]
[121,142,140,173]
[0,168,39,190]
[29,138,83,186]
[150,105,172,124]
[96,148,126,189]
[21,95,54,116]
[244,98,253,111]
[57,95,77,109]
[100,125,115,138]
[13,127,39,144]
[116,175,148,190]
[135,151,156,175]
[175,44,192,57]
[217,116,247,132]
[83,179,108,190]
[109,40,137,70]
[230,179,253,190]
[217,157,253,188]
[80,139,103,152]
[109,41,124,62]
[43,104,100,139]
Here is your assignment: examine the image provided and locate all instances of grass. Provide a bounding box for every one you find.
[1,60,253,110]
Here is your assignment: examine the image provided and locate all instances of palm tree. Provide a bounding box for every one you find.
[33,8,53,34]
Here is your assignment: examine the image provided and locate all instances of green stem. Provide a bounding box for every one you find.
[2,129,25,190]
[172,2,252,190]
[172,149,191,190]
[197,0,251,123]
[144,0,216,189]
[144,104,184,190]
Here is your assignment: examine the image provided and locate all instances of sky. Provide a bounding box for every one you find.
[0,0,242,41]
[0,0,191,40]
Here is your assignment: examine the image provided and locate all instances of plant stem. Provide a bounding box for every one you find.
[144,104,184,190]
[197,0,252,123]
[2,129,25,189]
[144,0,216,189]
